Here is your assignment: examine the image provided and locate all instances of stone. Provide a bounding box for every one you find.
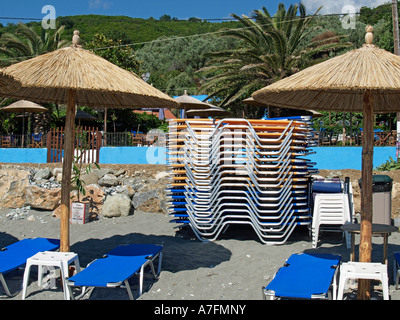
[0,168,31,208]
[131,185,167,213]
[392,182,400,199]
[98,174,119,187]
[154,171,169,180]
[114,185,135,198]
[52,167,62,177]
[114,169,126,177]
[33,168,52,180]
[102,193,132,218]
[93,168,114,179]
[26,185,61,210]
[81,171,99,186]
[131,189,159,209]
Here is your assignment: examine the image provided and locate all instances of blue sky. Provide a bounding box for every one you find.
[0,0,388,25]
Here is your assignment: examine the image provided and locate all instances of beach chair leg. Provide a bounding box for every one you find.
[261,286,275,300]
[71,286,89,300]
[156,252,163,276]
[124,279,134,300]
[332,267,338,300]
[149,260,157,279]
[394,259,399,290]
[344,231,351,249]
[67,284,75,300]
[139,264,145,297]
[0,273,19,297]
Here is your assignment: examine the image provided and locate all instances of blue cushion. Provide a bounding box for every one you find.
[0,238,60,274]
[265,253,341,299]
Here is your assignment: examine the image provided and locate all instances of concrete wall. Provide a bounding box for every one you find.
[99,146,167,165]
[307,146,396,170]
[0,148,47,163]
[0,146,396,170]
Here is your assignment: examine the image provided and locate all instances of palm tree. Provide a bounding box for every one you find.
[0,23,70,133]
[198,3,351,107]
[0,22,70,67]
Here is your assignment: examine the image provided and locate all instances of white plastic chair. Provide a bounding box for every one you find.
[337,262,389,300]
[312,193,352,248]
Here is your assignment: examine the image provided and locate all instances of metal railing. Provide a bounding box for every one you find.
[0,131,168,148]
[0,133,46,148]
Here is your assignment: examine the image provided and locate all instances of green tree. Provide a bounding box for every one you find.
[0,22,69,67]
[136,35,240,95]
[85,33,141,73]
[197,3,351,107]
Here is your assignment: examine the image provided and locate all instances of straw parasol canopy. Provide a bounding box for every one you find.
[1,30,178,253]
[253,26,396,299]
[186,104,232,117]
[253,30,400,113]
[0,99,48,113]
[0,69,21,94]
[1,100,48,147]
[242,97,266,107]
[173,90,210,110]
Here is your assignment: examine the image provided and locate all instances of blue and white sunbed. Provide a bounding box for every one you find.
[66,244,163,300]
[262,253,341,300]
[0,237,60,297]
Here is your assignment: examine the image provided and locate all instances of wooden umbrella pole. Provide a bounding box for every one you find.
[358,89,374,300]
[60,89,76,252]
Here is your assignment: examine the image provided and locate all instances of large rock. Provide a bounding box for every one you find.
[102,193,132,218]
[131,180,167,213]
[132,189,159,209]
[33,168,52,181]
[81,172,99,186]
[0,168,31,208]
[26,185,61,210]
[154,171,169,180]
[93,168,114,179]
[98,174,119,187]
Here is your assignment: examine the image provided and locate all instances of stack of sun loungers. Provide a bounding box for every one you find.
[166,117,318,244]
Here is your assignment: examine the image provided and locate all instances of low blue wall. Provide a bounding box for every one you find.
[0,146,396,170]
[0,148,47,163]
[99,147,167,165]
[307,146,396,170]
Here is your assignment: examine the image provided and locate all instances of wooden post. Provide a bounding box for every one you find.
[104,107,107,146]
[60,89,76,252]
[358,89,374,300]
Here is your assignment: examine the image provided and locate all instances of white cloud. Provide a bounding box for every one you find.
[89,0,112,10]
[302,0,389,15]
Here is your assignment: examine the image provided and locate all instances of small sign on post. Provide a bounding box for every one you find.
[70,202,89,224]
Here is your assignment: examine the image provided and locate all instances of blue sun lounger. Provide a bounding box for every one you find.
[262,253,341,300]
[0,237,60,297]
[66,244,163,300]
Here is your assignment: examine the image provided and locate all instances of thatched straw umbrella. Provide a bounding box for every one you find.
[173,90,210,118]
[1,31,178,252]
[1,100,48,147]
[253,26,399,299]
[0,69,20,94]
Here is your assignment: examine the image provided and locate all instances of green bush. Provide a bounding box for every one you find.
[375,156,400,171]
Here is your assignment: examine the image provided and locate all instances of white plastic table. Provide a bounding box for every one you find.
[22,251,81,300]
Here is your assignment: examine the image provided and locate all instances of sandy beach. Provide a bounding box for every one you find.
[1,206,400,303]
